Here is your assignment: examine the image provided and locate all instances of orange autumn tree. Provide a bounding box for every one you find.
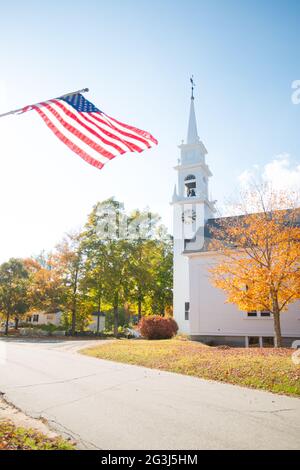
[209,185,300,347]
[24,257,64,314]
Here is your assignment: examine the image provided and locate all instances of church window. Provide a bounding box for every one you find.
[262,337,274,347]
[260,310,271,317]
[184,175,196,197]
[246,310,271,318]
[185,302,190,320]
[247,311,257,317]
[248,337,260,347]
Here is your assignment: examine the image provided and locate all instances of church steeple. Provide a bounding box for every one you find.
[179,78,207,165]
[186,98,199,145]
[186,76,199,144]
[171,81,216,335]
[172,78,216,219]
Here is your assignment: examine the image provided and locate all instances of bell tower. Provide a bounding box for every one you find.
[171,79,216,334]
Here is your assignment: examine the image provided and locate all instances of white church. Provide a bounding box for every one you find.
[172,91,300,347]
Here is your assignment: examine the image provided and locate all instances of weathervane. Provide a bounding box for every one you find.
[190,75,195,100]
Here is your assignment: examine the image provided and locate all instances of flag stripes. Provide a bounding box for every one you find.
[21,93,158,169]
[34,106,105,169]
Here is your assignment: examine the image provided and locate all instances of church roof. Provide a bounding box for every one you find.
[184,210,300,254]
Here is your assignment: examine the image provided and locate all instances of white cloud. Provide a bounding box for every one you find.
[238,169,255,187]
[263,154,300,190]
[238,154,300,191]
[291,80,300,105]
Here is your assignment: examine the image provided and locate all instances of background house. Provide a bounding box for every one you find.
[88,312,106,333]
[25,311,62,327]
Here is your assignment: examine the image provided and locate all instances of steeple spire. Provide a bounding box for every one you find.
[187,76,199,144]
[190,75,195,100]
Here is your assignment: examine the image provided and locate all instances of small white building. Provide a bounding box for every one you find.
[25,311,62,326]
[172,91,300,347]
[25,310,106,333]
[88,312,106,333]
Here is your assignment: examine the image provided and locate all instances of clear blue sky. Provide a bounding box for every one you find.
[0,0,299,261]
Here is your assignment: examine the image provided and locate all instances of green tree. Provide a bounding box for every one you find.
[81,199,174,332]
[80,205,110,332]
[82,198,130,336]
[149,237,173,315]
[127,209,162,319]
[0,259,29,334]
[107,240,129,335]
[53,232,84,335]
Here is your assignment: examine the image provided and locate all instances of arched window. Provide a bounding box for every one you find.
[184,174,196,197]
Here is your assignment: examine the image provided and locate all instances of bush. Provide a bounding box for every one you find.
[138,316,178,340]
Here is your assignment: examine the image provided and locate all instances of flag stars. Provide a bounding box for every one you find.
[61,93,101,113]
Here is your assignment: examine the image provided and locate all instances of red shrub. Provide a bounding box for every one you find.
[138,316,178,340]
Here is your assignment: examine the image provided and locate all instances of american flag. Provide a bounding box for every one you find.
[21,93,158,169]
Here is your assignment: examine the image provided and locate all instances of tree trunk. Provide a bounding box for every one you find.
[71,307,76,336]
[96,312,101,335]
[4,312,10,336]
[124,302,130,325]
[96,293,101,335]
[71,265,79,336]
[138,298,142,321]
[14,317,19,330]
[113,292,119,337]
[272,297,282,348]
[113,306,119,337]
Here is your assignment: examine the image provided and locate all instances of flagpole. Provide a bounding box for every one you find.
[0,87,89,119]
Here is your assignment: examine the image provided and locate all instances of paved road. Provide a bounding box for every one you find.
[0,338,299,450]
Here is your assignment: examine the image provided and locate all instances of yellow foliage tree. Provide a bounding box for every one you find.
[209,186,300,347]
[24,257,64,314]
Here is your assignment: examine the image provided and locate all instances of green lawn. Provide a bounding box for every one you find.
[0,421,75,450]
[82,338,300,397]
